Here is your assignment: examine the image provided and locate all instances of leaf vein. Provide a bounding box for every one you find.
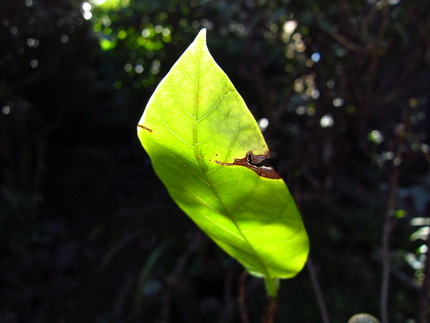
[169,87,194,119]
[161,120,193,148]
[197,89,232,123]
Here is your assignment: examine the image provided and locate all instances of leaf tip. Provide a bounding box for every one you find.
[189,28,208,55]
[199,27,207,35]
[196,28,207,42]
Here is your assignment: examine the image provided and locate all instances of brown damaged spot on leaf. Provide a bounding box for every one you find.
[215,151,281,180]
[138,124,153,132]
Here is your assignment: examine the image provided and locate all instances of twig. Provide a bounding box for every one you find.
[307,257,331,323]
[372,251,420,291]
[378,0,391,41]
[338,0,361,36]
[418,230,430,323]
[294,183,331,323]
[113,271,135,317]
[173,233,205,274]
[362,2,378,36]
[380,165,399,323]
[403,111,430,164]
[161,233,205,323]
[409,112,430,323]
[325,28,364,52]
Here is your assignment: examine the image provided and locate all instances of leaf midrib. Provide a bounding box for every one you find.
[190,39,271,279]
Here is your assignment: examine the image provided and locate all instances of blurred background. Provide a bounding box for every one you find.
[0,0,429,322]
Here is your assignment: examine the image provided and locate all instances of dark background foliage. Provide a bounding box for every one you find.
[0,0,429,322]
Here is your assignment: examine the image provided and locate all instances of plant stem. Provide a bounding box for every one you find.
[380,166,399,323]
[262,296,278,323]
[418,231,430,323]
[307,257,331,323]
[380,217,391,323]
[261,278,279,322]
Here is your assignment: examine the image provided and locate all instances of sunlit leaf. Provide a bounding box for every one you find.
[137,29,309,291]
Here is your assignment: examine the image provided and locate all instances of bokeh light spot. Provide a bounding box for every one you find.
[311,52,320,62]
[333,98,344,107]
[258,118,269,132]
[320,114,334,128]
[2,106,11,115]
[368,130,384,144]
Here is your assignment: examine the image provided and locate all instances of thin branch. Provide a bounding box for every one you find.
[294,181,331,323]
[307,257,331,323]
[372,251,421,291]
[405,110,430,323]
[173,233,205,274]
[161,233,205,323]
[238,270,250,323]
[364,0,391,102]
[380,165,399,323]
[362,2,378,36]
[418,231,430,323]
[326,28,364,52]
[378,0,391,41]
[403,111,430,164]
[338,0,361,36]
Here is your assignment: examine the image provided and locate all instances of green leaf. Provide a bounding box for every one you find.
[137,29,309,282]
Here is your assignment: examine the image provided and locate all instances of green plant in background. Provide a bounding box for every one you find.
[137,29,309,307]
